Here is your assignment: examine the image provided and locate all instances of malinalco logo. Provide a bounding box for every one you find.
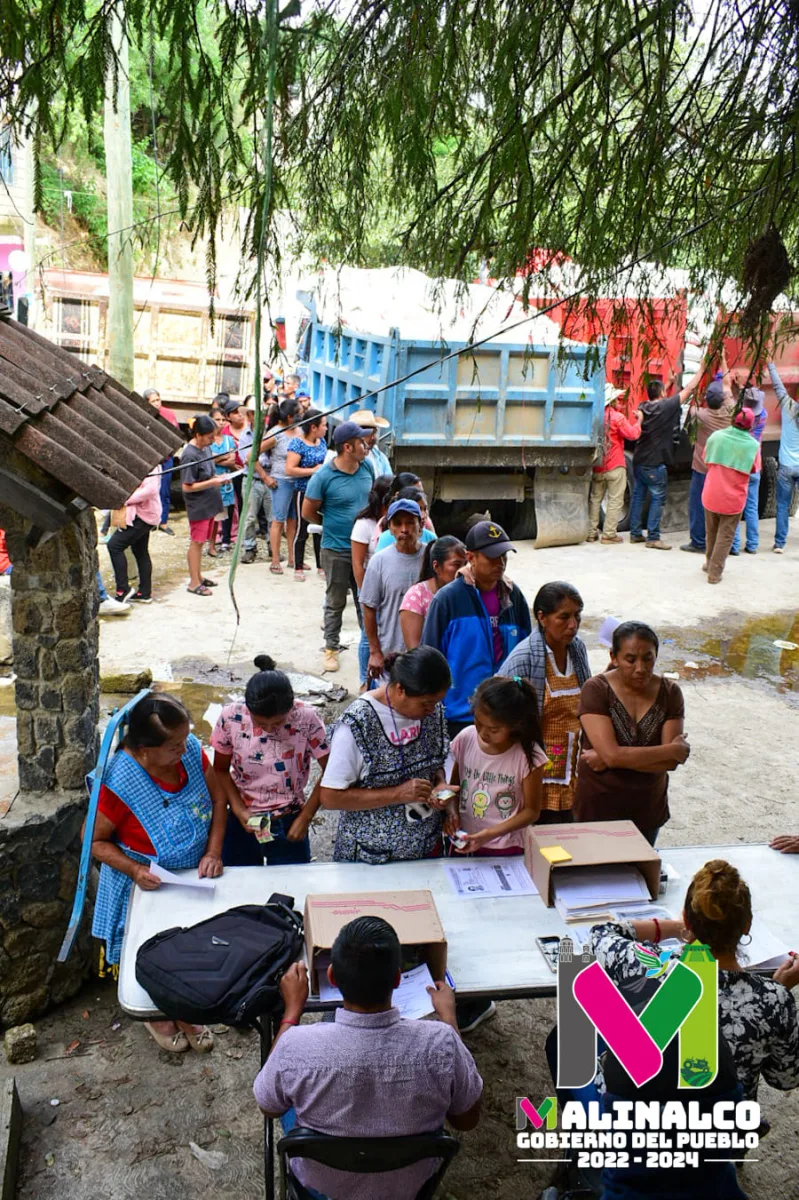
[557,940,718,1090]
[516,1097,558,1131]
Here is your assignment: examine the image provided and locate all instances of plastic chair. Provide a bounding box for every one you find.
[57,688,152,962]
[277,1127,460,1200]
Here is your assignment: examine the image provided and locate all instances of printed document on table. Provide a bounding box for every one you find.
[319,963,437,1020]
[746,914,793,972]
[148,861,216,891]
[445,859,538,898]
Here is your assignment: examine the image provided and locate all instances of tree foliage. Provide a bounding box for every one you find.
[2,0,799,335]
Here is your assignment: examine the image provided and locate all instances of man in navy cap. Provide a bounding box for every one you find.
[303,421,372,672]
[420,520,531,740]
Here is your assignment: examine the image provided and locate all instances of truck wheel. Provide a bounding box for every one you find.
[509,498,537,541]
[759,457,778,519]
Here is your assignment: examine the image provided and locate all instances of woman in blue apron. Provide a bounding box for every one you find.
[319,647,452,863]
[86,694,227,1053]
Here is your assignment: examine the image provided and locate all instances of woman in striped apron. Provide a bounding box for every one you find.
[87,694,227,1053]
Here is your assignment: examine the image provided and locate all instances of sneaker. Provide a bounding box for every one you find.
[728,548,740,557]
[242,548,257,564]
[646,540,672,550]
[600,535,623,544]
[773,546,785,554]
[680,542,704,553]
[744,547,758,554]
[129,592,153,604]
[99,597,131,617]
[158,524,175,537]
[630,535,647,543]
[323,649,340,673]
[457,999,497,1034]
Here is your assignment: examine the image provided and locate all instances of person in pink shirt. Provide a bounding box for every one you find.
[440,675,546,855]
[701,408,761,584]
[587,384,642,544]
[105,465,162,602]
[212,655,329,865]
[399,535,466,649]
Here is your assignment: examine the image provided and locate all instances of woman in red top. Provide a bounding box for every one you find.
[88,694,227,1054]
[587,386,642,543]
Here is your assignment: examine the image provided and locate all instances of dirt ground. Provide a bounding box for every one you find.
[4,514,799,1200]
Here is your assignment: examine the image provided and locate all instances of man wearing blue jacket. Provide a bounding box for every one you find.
[421,520,531,739]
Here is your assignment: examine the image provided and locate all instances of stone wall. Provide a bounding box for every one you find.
[5,508,100,791]
[0,796,93,1025]
[0,508,101,1026]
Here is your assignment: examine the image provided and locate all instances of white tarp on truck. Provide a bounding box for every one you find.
[305,265,585,347]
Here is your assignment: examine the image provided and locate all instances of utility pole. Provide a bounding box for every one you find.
[103,3,134,388]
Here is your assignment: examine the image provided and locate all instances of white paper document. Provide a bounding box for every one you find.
[553,864,650,922]
[217,468,245,482]
[746,915,793,972]
[148,861,216,891]
[445,859,538,898]
[319,963,437,1020]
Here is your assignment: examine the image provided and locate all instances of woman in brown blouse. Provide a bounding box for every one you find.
[573,621,689,845]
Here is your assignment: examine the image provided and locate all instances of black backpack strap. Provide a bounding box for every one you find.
[267,892,295,909]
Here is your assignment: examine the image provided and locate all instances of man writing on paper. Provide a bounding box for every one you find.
[254,916,482,1200]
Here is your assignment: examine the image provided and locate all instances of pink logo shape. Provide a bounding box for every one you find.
[519,1097,544,1129]
[572,961,664,1087]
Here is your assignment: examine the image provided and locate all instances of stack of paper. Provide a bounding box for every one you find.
[552,864,650,923]
[746,915,794,973]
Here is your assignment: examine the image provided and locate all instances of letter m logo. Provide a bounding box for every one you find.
[515,1096,557,1131]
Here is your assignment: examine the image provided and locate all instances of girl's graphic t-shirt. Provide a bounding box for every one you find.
[450,725,548,850]
[211,701,329,814]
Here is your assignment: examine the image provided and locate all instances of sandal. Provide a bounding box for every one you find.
[294,569,306,582]
[144,1022,189,1053]
[270,564,284,575]
[183,1025,215,1054]
[201,578,218,587]
[187,585,213,596]
[206,548,219,558]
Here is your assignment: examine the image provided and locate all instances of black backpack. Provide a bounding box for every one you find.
[135,893,304,1028]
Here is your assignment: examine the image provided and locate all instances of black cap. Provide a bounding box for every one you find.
[464,520,515,558]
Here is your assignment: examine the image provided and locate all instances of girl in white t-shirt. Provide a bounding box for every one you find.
[442,675,547,856]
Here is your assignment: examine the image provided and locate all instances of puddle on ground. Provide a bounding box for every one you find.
[648,611,799,692]
[102,681,243,743]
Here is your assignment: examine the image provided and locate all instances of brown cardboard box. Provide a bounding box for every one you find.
[523,820,661,906]
[304,890,448,995]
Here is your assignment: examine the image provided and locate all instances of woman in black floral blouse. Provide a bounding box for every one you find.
[589,858,799,1100]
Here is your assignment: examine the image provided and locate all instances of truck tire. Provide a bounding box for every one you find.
[759,457,778,519]
[509,498,537,542]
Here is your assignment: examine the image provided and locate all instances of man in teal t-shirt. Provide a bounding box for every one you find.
[303,422,373,672]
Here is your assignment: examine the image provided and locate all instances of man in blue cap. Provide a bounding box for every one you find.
[421,520,531,739]
[303,421,372,672]
[359,499,425,680]
[730,383,768,554]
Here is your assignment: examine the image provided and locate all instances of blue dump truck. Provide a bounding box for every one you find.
[297,272,605,545]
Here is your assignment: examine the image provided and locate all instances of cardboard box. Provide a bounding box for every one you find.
[523,820,661,906]
[304,890,447,996]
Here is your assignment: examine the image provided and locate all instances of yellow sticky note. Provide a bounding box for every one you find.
[541,845,572,864]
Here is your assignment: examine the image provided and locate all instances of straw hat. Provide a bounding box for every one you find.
[350,408,390,430]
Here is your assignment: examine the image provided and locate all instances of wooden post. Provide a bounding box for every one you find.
[103,3,134,389]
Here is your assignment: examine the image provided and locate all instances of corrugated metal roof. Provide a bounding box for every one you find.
[0,313,182,512]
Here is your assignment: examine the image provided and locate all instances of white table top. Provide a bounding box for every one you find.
[117,845,799,1018]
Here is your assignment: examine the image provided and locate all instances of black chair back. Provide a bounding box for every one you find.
[278,1127,460,1200]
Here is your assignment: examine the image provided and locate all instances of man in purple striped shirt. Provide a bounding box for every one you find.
[254,917,483,1200]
